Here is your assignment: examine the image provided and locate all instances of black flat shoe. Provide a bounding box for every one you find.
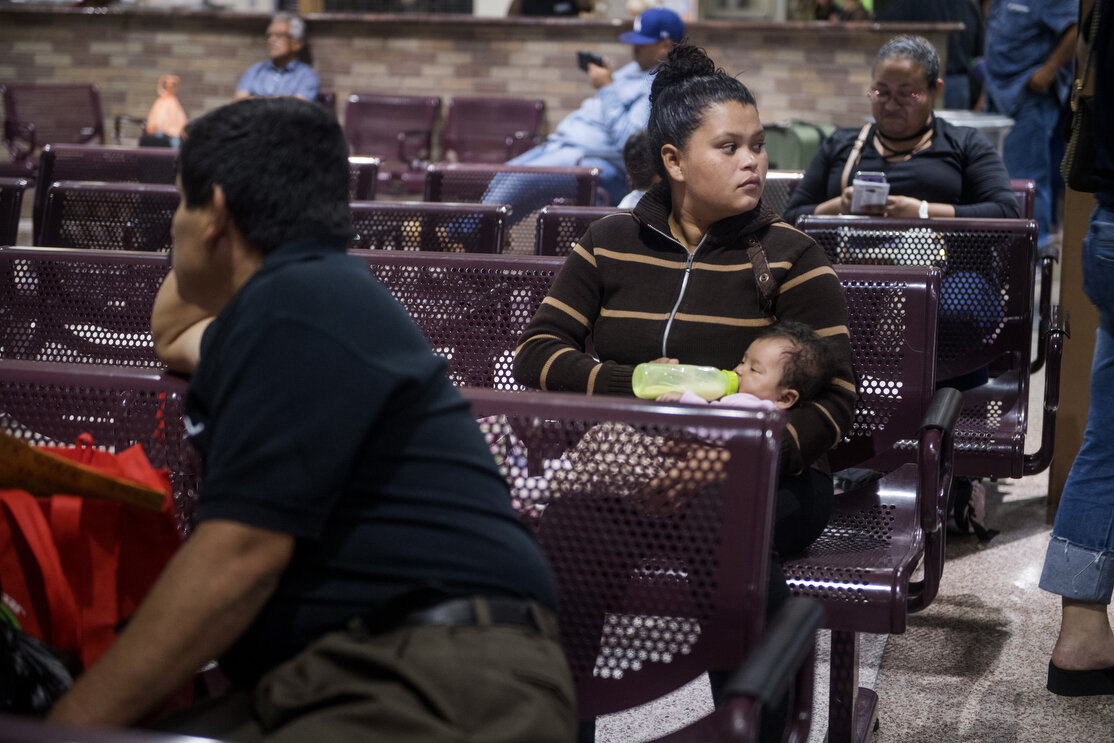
[1047,660,1114,696]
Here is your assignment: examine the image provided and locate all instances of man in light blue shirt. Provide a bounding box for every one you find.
[235,13,320,102]
[985,0,1076,246]
[492,7,684,208]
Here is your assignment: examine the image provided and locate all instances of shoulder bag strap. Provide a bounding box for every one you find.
[1075,2,1102,103]
[840,123,873,193]
[747,236,779,314]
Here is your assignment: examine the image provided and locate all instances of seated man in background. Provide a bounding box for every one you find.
[47,97,574,743]
[234,13,319,102]
[496,6,683,206]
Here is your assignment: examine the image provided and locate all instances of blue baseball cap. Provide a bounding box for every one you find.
[619,7,685,45]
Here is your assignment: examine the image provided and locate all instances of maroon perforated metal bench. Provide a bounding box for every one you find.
[423,163,601,255]
[764,170,805,218]
[350,200,509,253]
[31,144,179,244]
[347,156,380,201]
[0,359,197,534]
[0,84,105,179]
[0,176,28,246]
[0,246,168,367]
[441,96,545,163]
[796,215,1067,479]
[344,93,440,197]
[534,204,626,256]
[466,387,823,740]
[783,265,961,743]
[36,181,179,252]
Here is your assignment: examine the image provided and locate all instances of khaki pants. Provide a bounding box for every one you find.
[159,600,576,743]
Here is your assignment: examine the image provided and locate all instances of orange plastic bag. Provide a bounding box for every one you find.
[145,75,188,138]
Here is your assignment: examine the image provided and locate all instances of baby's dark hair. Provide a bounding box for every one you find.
[754,321,837,405]
[646,44,757,180]
[622,129,658,191]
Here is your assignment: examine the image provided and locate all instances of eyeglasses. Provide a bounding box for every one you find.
[867,87,927,105]
[266,31,293,40]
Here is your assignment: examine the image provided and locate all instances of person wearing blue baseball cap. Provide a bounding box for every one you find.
[485,6,684,210]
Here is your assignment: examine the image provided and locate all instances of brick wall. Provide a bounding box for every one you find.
[0,8,953,158]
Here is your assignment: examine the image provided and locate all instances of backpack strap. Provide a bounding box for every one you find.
[747,236,778,314]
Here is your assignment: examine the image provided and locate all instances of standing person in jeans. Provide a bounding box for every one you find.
[1040,0,1114,698]
[47,97,575,741]
[984,0,1076,246]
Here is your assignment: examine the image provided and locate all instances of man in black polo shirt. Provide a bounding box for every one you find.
[48,97,574,742]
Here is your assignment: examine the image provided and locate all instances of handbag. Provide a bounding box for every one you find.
[1062,3,1102,193]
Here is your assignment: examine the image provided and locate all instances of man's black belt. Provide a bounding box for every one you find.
[404,596,540,630]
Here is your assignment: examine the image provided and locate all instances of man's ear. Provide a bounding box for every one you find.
[661,144,684,182]
[775,388,799,410]
[203,185,233,251]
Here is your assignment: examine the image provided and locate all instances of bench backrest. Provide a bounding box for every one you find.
[0,246,167,366]
[0,359,197,535]
[827,264,941,473]
[424,163,601,255]
[344,93,440,162]
[441,97,545,163]
[37,181,179,252]
[764,170,805,218]
[454,387,790,718]
[348,156,380,201]
[350,200,509,253]
[534,205,626,256]
[354,251,563,388]
[0,177,28,246]
[1,84,105,165]
[797,216,1036,382]
[32,144,179,242]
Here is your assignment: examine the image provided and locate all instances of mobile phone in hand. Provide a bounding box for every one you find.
[577,51,605,72]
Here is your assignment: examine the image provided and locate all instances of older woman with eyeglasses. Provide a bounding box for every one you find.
[783,35,1020,224]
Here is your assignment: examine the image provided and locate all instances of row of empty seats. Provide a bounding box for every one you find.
[0,84,548,197]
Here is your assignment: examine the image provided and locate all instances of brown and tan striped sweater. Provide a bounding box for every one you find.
[513,183,858,475]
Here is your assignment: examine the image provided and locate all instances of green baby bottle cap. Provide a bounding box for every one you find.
[722,369,739,395]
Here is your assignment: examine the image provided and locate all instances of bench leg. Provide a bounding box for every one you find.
[828,630,879,743]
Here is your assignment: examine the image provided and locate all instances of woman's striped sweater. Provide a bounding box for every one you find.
[513,182,858,475]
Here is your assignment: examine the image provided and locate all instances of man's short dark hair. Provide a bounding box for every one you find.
[755,320,838,405]
[179,97,352,254]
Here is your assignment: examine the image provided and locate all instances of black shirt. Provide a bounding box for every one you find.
[185,237,557,684]
[783,116,1021,224]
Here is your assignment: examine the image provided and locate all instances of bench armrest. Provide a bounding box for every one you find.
[908,386,962,613]
[1024,304,1070,476]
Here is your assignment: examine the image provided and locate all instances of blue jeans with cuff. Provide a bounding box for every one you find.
[1040,204,1114,604]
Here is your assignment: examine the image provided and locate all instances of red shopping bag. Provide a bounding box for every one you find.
[0,489,82,658]
[0,433,181,669]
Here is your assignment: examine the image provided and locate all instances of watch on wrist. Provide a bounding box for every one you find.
[918,200,929,219]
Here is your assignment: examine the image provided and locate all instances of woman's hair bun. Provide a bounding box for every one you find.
[650,44,718,105]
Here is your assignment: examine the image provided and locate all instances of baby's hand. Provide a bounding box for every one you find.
[656,391,685,403]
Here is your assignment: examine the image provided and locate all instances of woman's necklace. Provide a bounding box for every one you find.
[874,117,935,160]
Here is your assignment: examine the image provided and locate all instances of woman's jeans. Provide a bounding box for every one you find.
[1040,204,1114,604]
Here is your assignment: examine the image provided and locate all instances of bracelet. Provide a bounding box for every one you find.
[918,200,929,219]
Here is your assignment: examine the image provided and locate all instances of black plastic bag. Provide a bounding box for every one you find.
[0,622,76,715]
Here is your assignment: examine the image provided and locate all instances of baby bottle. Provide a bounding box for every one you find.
[631,363,739,402]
